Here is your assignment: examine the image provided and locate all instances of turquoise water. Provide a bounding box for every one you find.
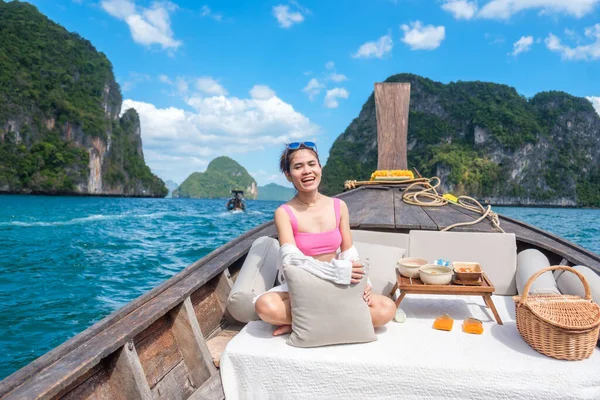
[0,196,598,380]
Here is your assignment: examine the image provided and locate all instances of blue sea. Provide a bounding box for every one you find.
[0,195,598,380]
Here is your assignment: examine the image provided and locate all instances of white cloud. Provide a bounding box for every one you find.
[478,0,600,20]
[510,35,534,56]
[195,77,228,96]
[586,96,600,116]
[303,78,325,101]
[250,85,276,100]
[200,5,223,21]
[158,74,172,84]
[122,90,319,183]
[352,34,393,59]
[441,1,600,20]
[273,2,310,28]
[442,0,478,19]
[324,88,349,109]
[325,61,335,69]
[545,24,600,60]
[485,32,506,45]
[401,21,446,50]
[328,73,347,82]
[100,0,181,50]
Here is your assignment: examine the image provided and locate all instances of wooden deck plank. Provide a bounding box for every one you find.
[354,188,395,229]
[420,203,496,232]
[394,190,437,230]
[206,325,243,368]
[189,373,225,400]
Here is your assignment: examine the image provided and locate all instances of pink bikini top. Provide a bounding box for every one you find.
[281,198,342,256]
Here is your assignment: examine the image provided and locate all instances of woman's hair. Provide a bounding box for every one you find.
[279,144,320,174]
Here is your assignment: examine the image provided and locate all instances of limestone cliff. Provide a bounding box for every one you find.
[321,73,600,207]
[0,1,167,197]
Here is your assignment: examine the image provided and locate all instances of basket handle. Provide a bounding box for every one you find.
[519,265,591,305]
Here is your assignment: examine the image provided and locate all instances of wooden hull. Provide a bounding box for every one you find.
[0,186,598,399]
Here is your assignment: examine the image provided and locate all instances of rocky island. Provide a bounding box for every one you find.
[0,1,167,197]
[322,73,600,207]
[173,157,258,199]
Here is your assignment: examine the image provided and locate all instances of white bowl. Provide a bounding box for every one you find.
[419,265,453,285]
[396,257,428,278]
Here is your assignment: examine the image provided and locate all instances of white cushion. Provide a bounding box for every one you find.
[408,230,517,295]
[226,236,280,323]
[353,242,406,296]
[556,265,600,305]
[515,249,560,295]
[220,294,600,400]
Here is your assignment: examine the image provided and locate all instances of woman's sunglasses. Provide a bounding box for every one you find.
[286,141,317,152]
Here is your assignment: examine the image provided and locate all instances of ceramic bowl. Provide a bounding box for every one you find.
[396,257,428,278]
[419,265,453,285]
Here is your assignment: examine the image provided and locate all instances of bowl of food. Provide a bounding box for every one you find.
[419,265,453,285]
[453,262,482,282]
[396,257,428,278]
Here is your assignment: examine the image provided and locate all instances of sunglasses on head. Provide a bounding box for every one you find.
[286,141,317,152]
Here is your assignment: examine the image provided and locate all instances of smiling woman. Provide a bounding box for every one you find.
[253,141,396,336]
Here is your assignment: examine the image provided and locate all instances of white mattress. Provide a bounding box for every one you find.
[220,294,600,400]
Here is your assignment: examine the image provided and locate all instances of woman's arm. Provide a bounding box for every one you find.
[339,199,353,252]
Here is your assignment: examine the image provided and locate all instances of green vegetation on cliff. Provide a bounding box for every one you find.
[0,0,117,137]
[321,73,600,206]
[173,157,257,199]
[0,1,166,196]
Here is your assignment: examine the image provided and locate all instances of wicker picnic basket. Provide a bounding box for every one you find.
[513,266,600,361]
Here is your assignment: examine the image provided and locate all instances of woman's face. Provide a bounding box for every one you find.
[286,149,321,192]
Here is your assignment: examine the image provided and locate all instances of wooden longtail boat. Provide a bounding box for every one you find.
[1,83,598,400]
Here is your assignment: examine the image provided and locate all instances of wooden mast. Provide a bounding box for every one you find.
[374,82,411,170]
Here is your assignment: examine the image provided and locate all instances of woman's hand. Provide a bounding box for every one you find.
[363,283,372,305]
[351,261,365,284]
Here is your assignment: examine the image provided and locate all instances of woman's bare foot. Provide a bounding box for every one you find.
[273,324,292,336]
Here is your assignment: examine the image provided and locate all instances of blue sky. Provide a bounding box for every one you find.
[24,0,600,187]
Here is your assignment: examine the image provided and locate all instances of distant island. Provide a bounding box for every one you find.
[173,156,258,199]
[0,1,166,197]
[164,180,179,198]
[322,73,600,207]
[257,183,295,201]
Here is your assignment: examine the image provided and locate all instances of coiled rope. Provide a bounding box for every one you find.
[402,177,504,232]
[344,176,504,232]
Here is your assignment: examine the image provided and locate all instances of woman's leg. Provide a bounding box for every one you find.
[255,292,293,336]
[367,294,396,327]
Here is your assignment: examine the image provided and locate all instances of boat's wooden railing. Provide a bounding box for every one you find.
[0,221,277,399]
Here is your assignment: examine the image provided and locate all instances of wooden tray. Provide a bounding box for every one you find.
[452,276,483,286]
[397,270,494,293]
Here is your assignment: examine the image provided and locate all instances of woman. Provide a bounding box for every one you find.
[254,141,396,336]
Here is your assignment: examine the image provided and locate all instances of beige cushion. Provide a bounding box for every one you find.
[408,230,517,295]
[515,249,560,295]
[284,264,376,348]
[351,229,410,250]
[353,241,406,296]
[227,236,280,323]
[556,265,600,305]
